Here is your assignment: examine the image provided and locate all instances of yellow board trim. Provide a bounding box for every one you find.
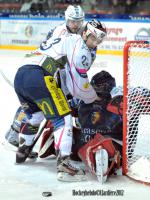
[130,51,150,58]
[2,46,148,58]
[0,45,123,55]
[0,45,37,51]
[97,49,123,56]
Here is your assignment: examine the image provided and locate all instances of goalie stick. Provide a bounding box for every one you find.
[16,119,48,163]
[0,69,14,87]
[2,142,38,160]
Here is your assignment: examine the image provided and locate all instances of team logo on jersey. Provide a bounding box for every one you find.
[83,82,90,89]
[91,112,101,125]
[46,64,53,72]
[36,98,55,117]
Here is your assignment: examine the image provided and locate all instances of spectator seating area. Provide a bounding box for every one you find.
[0,0,149,16]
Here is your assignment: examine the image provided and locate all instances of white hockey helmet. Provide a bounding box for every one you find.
[65,5,85,22]
[85,19,107,43]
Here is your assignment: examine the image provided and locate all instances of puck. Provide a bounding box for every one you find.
[42,192,52,197]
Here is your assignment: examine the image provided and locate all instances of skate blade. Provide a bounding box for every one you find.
[95,149,108,184]
[15,157,37,165]
[15,151,38,164]
[57,172,87,182]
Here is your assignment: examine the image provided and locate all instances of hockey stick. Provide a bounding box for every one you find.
[16,119,48,163]
[0,69,14,87]
[28,119,48,153]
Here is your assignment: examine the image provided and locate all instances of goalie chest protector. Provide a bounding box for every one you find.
[78,101,122,146]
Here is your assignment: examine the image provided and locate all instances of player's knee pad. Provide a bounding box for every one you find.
[78,133,120,175]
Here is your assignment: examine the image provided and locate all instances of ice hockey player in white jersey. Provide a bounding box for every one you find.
[13,19,107,182]
[5,5,94,147]
[42,5,97,64]
[43,5,85,39]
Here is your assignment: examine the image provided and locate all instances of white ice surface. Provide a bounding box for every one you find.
[0,50,150,200]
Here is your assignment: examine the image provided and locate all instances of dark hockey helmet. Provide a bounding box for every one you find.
[91,70,116,97]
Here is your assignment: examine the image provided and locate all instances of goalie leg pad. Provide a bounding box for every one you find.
[38,120,55,158]
[95,149,108,184]
[78,133,119,175]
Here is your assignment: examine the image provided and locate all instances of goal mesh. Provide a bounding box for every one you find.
[123,41,150,184]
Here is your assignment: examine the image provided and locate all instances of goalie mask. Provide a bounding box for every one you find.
[91,70,116,98]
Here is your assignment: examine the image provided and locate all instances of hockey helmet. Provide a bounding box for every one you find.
[65,5,85,22]
[91,70,116,97]
[85,19,107,43]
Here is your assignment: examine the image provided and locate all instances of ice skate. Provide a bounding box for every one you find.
[16,145,38,164]
[57,154,86,182]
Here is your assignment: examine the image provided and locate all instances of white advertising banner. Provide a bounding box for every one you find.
[99,20,150,51]
[0,19,63,46]
[0,18,149,52]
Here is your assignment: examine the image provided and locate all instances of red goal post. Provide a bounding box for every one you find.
[123,41,150,185]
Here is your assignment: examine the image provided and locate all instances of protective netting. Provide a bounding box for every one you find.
[124,41,150,184]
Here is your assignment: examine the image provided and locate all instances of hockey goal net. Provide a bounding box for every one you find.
[123,41,150,184]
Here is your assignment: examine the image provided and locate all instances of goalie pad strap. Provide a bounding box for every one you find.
[104,150,120,176]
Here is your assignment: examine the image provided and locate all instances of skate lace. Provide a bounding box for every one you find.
[61,156,79,170]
